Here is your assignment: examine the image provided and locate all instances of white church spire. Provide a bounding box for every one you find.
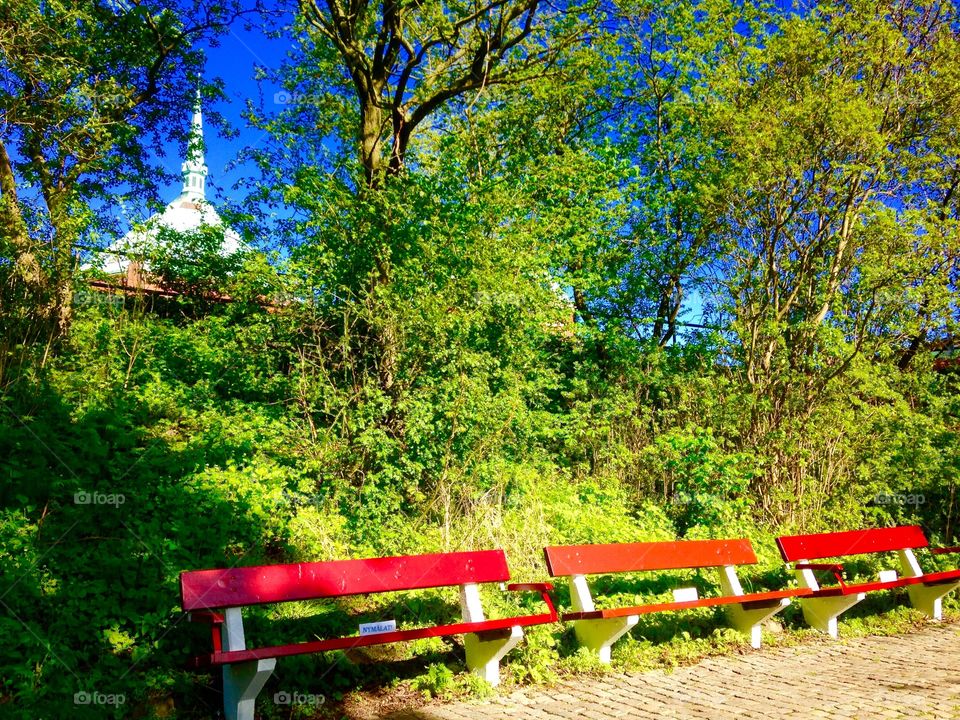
[180,88,208,201]
[91,84,242,281]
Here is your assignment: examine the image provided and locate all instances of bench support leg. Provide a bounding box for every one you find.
[565,574,638,663]
[572,616,639,664]
[898,549,960,620]
[798,593,865,638]
[726,598,790,649]
[464,626,523,685]
[220,607,276,720]
[223,659,276,720]
[906,581,960,620]
[717,565,790,648]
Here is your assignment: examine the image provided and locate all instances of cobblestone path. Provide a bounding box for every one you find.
[390,622,960,719]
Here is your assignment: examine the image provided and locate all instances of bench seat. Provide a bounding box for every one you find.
[776,525,960,637]
[191,601,557,667]
[807,568,960,598]
[562,587,812,621]
[180,551,557,720]
[544,538,799,659]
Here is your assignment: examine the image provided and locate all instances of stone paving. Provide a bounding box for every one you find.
[391,623,960,719]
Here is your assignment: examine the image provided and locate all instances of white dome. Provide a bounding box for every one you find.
[98,195,243,275]
[93,90,242,277]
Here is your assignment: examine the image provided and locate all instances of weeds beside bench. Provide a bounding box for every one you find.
[544,538,809,661]
[180,549,557,720]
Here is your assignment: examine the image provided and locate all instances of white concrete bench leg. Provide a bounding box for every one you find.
[459,583,521,685]
[798,594,866,638]
[464,626,523,685]
[726,598,789,649]
[717,565,790,648]
[567,574,638,664]
[898,549,960,620]
[572,616,639,663]
[221,607,276,720]
[223,659,277,720]
[906,581,960,620]
[793,563,865,638]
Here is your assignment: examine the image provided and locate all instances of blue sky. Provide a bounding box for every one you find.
[162,14,294,209]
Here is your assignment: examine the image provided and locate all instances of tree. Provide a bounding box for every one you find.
[251,0,598,398]
[711,0,960,392]
[693,0,960,517]
[0,0,249,380]
[296,0,595,187]
[610,0,768,347]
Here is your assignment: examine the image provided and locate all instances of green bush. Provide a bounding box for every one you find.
[3,273,960,718]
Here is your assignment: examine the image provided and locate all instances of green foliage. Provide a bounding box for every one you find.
[636,426,757,535]
[410,663,456,698]
[144,225,248,298]
[4,0,960,717]
[507,627,560,685]
[0,0,240,374]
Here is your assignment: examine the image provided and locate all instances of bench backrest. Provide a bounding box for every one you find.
[776,525,928,563]
[181,549,511,611]
[543,539,757,577]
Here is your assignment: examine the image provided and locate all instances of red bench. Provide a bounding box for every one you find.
[776,525,960,637]
[543,538,809,660]
[180,550,556,720]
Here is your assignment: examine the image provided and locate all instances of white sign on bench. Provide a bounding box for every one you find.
[673,587,699,603]
[359,620,397,636]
